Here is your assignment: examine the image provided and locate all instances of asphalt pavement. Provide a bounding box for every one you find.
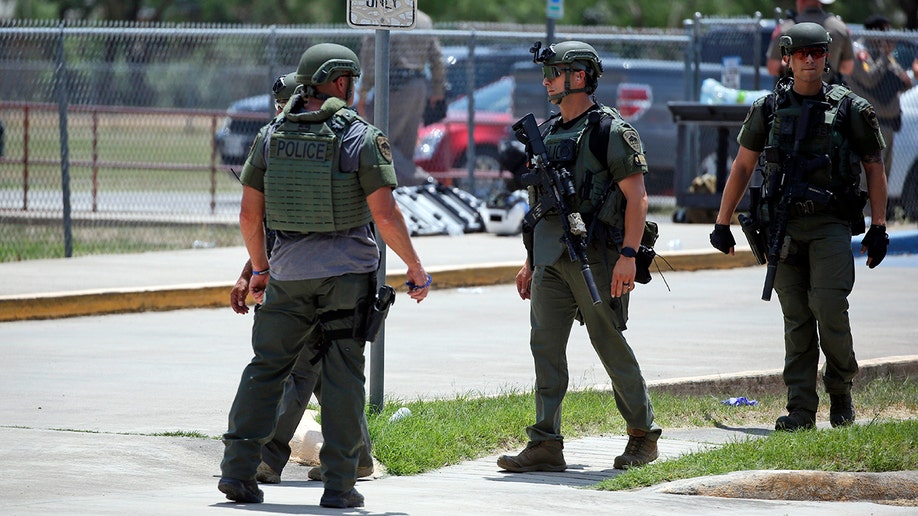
[2,218,917,514]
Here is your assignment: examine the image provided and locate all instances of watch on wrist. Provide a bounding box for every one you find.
[620,246,637,258]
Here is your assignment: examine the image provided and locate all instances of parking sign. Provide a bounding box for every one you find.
[347,0,417,30]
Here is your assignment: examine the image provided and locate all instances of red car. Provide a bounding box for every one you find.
[413,76,514,189]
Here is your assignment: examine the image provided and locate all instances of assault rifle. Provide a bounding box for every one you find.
[513,112,602,305]
[761,99,832,301]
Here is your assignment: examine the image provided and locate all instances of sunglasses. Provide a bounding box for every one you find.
[541,66,574,80]
[791,47,827,60]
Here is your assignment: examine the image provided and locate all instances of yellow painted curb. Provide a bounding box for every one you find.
[0,252,759,322]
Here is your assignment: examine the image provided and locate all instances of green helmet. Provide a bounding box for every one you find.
[538,40,603,78]
[295,43,361,87]
[779,22,831,55]
[272,72,299,103]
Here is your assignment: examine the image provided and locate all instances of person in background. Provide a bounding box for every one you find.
[710,23,888,432]
[229,71,375,487]
[357,9,445,186]
[767,0,854,85]
[219,43,431,509]
[847,14,915,179]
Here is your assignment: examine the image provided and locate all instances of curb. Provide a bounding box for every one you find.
[641,355,918,396]
[1,250,758,322]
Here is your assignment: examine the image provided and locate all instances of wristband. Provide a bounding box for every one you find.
[252,268,270,276]
[406,274,432,291]
[620,246,637,258]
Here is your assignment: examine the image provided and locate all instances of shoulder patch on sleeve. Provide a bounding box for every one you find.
[862,104,880,130]
[621,129,642,154]
[376,135,393,163]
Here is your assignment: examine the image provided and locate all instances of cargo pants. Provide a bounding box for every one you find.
[774,213,859,414]
[526,249,662,443]
[221,273,371,493]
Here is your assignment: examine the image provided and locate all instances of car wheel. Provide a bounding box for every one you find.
[453,146,505,198]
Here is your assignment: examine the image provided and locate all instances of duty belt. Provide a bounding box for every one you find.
[391,68,425,79]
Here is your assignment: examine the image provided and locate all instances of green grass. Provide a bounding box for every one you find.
[364,376,918,480]
[598,419,918,490]
[0,221,242,261]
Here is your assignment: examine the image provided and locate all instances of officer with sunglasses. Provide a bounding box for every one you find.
[711,23,888,432]
[497,41,661,474]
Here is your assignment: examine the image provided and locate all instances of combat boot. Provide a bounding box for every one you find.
[496,440,566,472]
[217,477,264,504]
[613,428,659,469]
[307,463,375,481]
[829,393,855,427]
[255,461,280,484]
[775,409,816,431]
[320,487,365,508]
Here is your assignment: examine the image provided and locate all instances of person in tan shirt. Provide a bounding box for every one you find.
[357,9,445,185]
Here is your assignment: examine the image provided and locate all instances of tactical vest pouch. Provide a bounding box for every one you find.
[641,221,659,247]
[635,245,655,284]
[595,187,622,229]
[634,221,659,285]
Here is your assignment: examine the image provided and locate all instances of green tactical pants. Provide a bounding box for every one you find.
[526,251,661,443]
[774,213,859,414]
[259,340,374,476]
[221,273,371,492]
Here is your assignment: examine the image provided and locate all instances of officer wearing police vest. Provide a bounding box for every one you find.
[228,71,376,488]
[710,23,889,432]
[497,41,662,474]
[219,43,431,509]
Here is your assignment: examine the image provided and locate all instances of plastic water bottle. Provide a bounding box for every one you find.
[389,407,412,422]
[700,78,769,106]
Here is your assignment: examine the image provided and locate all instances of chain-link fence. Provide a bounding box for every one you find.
[1,18,914,262]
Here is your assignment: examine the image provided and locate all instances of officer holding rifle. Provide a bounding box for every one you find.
[497,40,662,474]
[710,23,888,432]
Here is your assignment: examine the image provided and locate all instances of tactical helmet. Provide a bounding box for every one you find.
[537,40,603,79]
[272,72,299,103]
[779,22,831,55]
[295,43,361,87]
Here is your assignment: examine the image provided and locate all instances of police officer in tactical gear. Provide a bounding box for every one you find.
[219,43,431,509]
[711,23,889,432]
[497,41,662,473]
[228,71,376,487]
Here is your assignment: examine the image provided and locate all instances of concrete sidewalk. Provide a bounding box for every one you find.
[2,220,917,514]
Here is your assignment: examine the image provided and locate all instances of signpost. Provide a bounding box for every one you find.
[347,0,417,30]
[346,0,418,412]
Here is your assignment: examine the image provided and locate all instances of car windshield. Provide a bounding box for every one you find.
[447,76,513,114]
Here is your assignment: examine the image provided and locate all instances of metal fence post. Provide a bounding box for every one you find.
[465,31,476,193]
[56,22,73,258]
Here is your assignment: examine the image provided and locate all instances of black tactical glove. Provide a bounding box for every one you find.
[861,224,889,269]
[709,224,736,254]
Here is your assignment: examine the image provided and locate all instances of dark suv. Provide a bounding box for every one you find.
[214,94,274,166]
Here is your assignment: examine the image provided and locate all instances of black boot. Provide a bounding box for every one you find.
[320,488,365,508]
[218,477,264,503]
[829,393,855,427]
[775,409,816,431]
